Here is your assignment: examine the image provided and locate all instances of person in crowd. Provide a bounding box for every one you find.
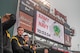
[23,35,33,53]
[31,44,37,53]
[2,13,16,53]
[11,27,33,53]
[44,48,49,53]
[0,18,3,53]
[11,27,25,53]
[24,35,30,46]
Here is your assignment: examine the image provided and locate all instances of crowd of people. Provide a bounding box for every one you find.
[11,26,37,53]
[1,14,49,53]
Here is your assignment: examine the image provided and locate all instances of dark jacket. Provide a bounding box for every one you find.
[2,14,16,53]
[11,35,33,53]
[0,19,3,53]
[31,49,36,53]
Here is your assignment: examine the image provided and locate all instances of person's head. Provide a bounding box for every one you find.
[2,14,11,23]
[24,35,29,42]
[32,44,37,51]
[44,48,49,53]
[17,26,24,36]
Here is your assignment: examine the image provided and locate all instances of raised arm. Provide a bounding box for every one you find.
[2,14,16,31]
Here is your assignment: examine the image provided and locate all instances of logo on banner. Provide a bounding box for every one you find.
[53,25,60,36]
[49,22,61,37]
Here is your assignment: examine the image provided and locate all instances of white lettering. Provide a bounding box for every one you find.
[21,1,34,10]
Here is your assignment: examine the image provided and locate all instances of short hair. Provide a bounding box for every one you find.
[30,44,36,49]
[24,35,28,37]
[32,44,36,46]
[17,26,23,30]
[44,47,49,50]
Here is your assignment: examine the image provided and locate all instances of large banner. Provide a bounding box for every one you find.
[20,0,34,16]
[35,11,64,44]
[19,11,33,32]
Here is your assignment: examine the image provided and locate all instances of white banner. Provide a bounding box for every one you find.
[35,11,64,44]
